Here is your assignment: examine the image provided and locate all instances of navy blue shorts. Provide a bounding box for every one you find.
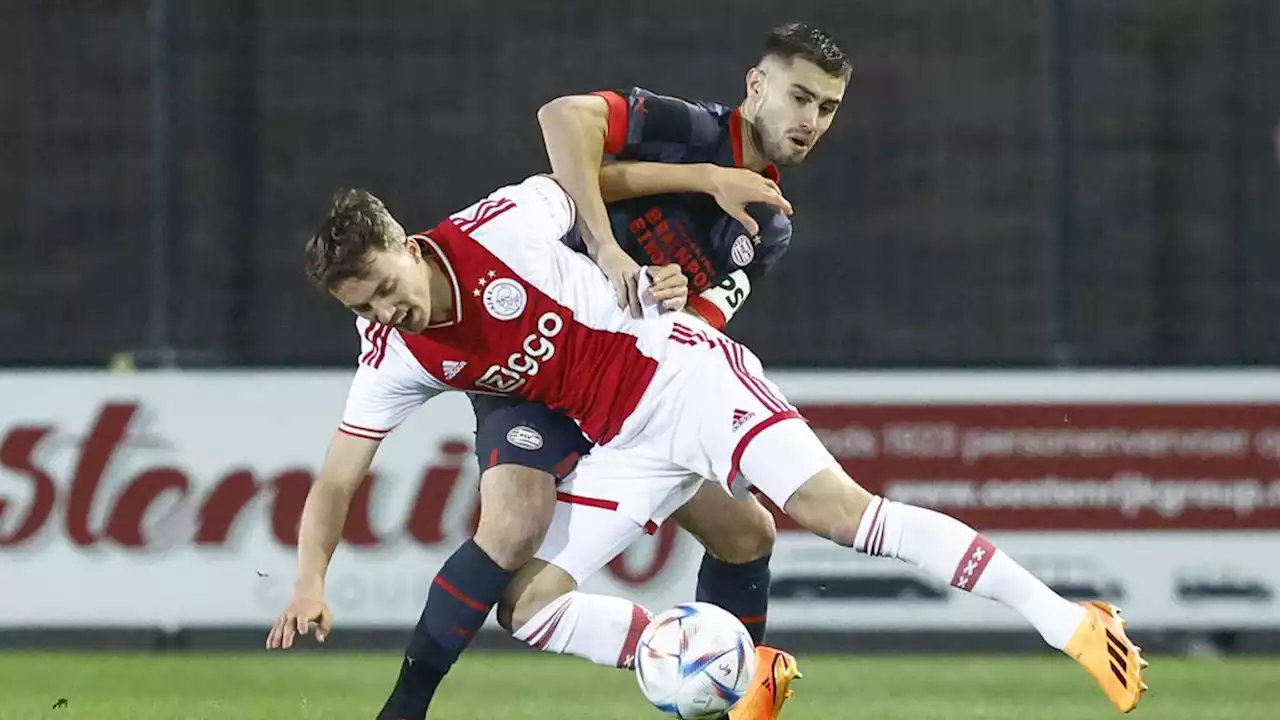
[470,394,593,481]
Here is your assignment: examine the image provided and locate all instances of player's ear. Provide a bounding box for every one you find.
[745,66,766,101]
[405,235,422,260]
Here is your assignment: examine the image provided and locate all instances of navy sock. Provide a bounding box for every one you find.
[377,540,513,720]
[696,553,772,646]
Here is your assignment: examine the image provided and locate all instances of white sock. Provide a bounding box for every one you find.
[856,496,1086,650]
[512,591,652,669]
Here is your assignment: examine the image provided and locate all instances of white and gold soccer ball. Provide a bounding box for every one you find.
[634,602,757,720]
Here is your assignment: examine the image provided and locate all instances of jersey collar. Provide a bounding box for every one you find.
[412,233,463,328]
[729,109,781,183]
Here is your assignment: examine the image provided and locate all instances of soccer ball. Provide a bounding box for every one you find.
[634,602,757,719]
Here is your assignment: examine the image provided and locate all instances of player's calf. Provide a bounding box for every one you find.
[377,465,556,720]
[503,559,652,669]
[674,486,776,645]
[496,559,575,632]
[676,486,776,564]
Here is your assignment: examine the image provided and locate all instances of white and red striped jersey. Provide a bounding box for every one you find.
[339,174,673,446]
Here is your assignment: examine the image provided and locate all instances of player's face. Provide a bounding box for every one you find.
[330,232,435,334]
[748,58,847,166]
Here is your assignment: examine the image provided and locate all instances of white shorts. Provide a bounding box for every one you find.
[534,316,838,583]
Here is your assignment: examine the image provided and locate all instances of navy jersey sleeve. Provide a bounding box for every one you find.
[744,210,793,284]
[690,212,793,330]
[591,87,725,162]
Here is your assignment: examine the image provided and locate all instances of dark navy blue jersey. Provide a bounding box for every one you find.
[568,86,794,328]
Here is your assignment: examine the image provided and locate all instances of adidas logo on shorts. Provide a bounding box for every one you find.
[732,408,754,431]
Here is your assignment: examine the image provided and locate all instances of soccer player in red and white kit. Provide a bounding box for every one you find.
[269,169,1147,714]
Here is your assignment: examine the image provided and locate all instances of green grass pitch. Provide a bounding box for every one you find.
[0,651,1275,719]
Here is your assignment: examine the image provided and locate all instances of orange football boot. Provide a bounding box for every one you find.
[728,646,801,720]
[1063,601,1149,713]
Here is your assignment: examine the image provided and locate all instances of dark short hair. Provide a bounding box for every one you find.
[303,188,397,290]
[763,22,852,78]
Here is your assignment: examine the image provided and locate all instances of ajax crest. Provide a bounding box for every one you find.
[483,278,527,320]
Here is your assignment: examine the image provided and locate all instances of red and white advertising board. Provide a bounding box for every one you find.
[2,370,1280,631]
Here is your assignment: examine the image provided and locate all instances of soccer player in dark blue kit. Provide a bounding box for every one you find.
[271,23,846,720]
[505,23,850,720]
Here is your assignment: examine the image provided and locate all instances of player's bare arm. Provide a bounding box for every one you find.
[266,430,380,650]
[601,162,793,237]
[537,94,646,316]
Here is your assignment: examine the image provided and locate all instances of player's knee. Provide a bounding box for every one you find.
[703,500,776,563]
[474,464,557,570]
[782,468,873,547]
[496,560,577,633]
[478,529,543,571]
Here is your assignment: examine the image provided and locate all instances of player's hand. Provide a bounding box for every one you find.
[646,263,688,312]
[707,166,793,238]
[266,594,334,650]
[596,243,645,317]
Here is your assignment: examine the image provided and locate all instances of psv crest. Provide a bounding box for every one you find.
[483,277,527,320]
[730,234,756,267]
[506,425,544,451]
